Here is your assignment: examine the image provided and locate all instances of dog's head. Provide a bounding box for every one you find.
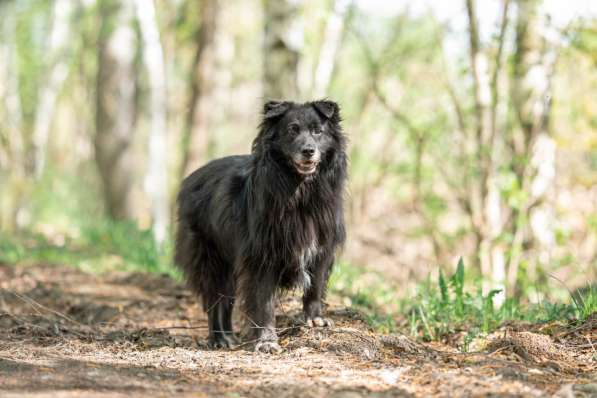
[253,100,344,177]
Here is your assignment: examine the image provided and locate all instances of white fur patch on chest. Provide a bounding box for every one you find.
[298,239,318,290]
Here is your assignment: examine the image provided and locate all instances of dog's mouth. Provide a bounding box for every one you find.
[293,160,319,175]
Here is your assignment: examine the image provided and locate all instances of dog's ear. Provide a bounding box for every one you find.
[263,101,291,119]
[312,100,339,120]
[253,101,290,155]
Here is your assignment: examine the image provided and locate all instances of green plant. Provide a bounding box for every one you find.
[408,258,581,347]
[571,285,597,320]
[410,258,504,341]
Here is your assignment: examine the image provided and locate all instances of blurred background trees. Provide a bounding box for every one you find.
[95,0,138,221]
[0,0,595,304]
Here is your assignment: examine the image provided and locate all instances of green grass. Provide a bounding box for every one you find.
[407,258,584,343]
[329,258,595,347]
[0,221,178,278]
[1,168,175,276]
[571,285,597,320]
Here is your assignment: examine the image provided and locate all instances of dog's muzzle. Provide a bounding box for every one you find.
[294,160,319,175]
[293,150,320,175]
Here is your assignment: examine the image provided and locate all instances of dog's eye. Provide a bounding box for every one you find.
[288,124,300,135]
[312,126,323,136]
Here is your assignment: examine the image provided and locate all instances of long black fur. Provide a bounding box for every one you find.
[175,100,347,352]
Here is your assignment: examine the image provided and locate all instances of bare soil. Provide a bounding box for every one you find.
[0,263,595,397]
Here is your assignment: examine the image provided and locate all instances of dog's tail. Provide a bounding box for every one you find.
[174,221,205,298]
[175,219,234,312]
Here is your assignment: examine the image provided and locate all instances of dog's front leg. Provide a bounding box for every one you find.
[240,270,281,353]
[303,253,334,327]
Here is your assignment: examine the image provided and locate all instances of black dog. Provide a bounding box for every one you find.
[175,100,347,353]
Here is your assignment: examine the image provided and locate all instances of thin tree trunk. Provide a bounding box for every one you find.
[506,209,525,295]
[488,1,511,302]
[134,0,169,245]
[0,1,25,231]
[180,0,219,178]
[490,0,511,146]
[95,0,138,220]
[263,0,303,99]
[312,0,352,97]
[512,0,557,278]
[31,0,75,178]
[466,0,506,302]
[0,2,24,171]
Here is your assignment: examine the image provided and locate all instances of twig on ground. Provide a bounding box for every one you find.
[156,325,208,330]
[9,291,89,330]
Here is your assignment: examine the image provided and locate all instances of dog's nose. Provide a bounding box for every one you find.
[302,148,315,158]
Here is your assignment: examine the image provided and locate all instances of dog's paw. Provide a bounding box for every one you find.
[208,333,239,349]
[254,340,282,354]
[305,316,334,328]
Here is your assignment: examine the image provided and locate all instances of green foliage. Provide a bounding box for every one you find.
[328,259,594,345]
[571,285,597,320]
[0,236,25,265]
[80,219,174,275]
[408,259,591,347]
[438,270,448,304]
[570,23,597,65]
[0,222,177,278]
[0,168,177,277]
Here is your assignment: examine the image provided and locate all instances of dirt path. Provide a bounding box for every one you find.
[0,263,595,397]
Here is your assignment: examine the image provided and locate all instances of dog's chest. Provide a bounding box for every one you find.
[299,239,318,266]
[272,209,320,289]
[298,238,318,287]
[296,214,320,287]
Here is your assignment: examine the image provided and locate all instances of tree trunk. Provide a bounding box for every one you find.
[312,0,352,98]
[95,0,138,220]
[31,0,75,179]
[0,1,26,231]
[466,0,506,302]
[0,1,24,172]
[134,0,169,245]
[263,0,303,99]
[511,0,557,285]
[180,0,219,178]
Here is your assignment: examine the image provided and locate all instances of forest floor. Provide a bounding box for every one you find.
[0,263,595,397]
